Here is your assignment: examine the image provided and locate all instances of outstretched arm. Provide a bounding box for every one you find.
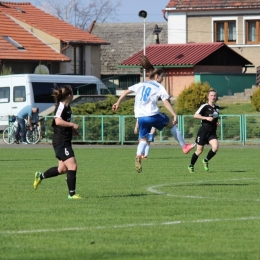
[112,89,132,111]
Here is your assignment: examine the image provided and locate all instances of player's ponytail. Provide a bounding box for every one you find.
[139,55,165,80]
[52,85,73,106]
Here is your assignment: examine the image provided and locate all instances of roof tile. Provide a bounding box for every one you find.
[166,0,260,9]
[0,12,70,61]
[0,1,107,44]
[120,42,252,66]
[91,22,168,75]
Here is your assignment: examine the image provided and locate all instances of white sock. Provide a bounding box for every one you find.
[144,145,150,157]
[137,141,147,156]
[170,125,185,147]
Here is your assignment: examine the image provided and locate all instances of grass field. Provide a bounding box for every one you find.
[1,145,260,260]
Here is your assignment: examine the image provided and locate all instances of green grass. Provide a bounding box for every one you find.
[218,102,258,114]
[170,101,259,115]
[1,146,260,260]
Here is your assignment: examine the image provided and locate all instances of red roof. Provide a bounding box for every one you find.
[166,0,260,9]
[0,2,107,44]
[0,1,107,61]
[120,43,252,66]
[0,12,70,61]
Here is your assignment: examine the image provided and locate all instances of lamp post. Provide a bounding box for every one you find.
[138,10,147,82]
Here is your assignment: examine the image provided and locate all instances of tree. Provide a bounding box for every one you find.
[177,81,211,115]
[251,86,260,112]
[35,0,122,31]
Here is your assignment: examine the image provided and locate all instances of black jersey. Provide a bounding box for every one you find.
[52,102,73,146]
[196,103,220,132]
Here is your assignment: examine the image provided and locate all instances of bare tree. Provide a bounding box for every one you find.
[35,0,122,30]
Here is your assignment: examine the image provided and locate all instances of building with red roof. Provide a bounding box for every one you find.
[119,42,252,97]
[165,0,260,73]
[0,1,107,76]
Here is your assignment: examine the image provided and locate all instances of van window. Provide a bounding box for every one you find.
[100,88,110,95]
[32,82,100,103]
[75,84,97,95]
[13,86,26,102]
[0,87,10,103]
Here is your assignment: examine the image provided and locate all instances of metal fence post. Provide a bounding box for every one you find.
[242,115,245,146]
[120,116,124,145]
[82,116,85,142]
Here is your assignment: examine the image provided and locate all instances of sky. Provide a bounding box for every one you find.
[111,0,168,23]
[9,0,168,23]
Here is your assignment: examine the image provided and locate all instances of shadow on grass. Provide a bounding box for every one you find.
[209,170,247,173]
[173,183,251,187]
[98,193,158,198]
[196,183,249,186]
[151,157,184,160]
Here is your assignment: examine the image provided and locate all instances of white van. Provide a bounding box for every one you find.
[0,74,110,128]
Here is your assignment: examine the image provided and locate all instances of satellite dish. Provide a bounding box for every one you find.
[34,64,49,74]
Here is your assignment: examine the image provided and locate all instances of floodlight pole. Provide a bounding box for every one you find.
[143,18,146,82]
[139,10,147,82]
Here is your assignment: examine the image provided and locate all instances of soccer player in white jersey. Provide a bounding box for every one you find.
[112,55,195,173]
[188,88,220,173]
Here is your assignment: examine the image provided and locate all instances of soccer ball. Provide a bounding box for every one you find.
[212,112,218,118]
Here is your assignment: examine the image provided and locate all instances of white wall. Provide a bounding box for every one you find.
[168,12,187,44]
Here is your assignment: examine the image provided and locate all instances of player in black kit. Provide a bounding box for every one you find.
[33,85,82,199]
[188,89,220,173]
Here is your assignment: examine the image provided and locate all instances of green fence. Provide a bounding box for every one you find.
[41,115,260,145]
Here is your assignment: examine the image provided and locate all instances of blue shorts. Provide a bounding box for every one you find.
[138,113,169,139]
[138,133,154,142]
[148,133,154,142]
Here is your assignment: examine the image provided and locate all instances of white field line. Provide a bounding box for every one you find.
[1,216,260,235]
[147,177,260,201]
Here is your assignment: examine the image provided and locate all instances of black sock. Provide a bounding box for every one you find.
[42,167,59,179]
[67,170,76,196]
[190,152,198,166]
[205,149,216,161]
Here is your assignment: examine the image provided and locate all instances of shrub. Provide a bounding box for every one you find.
[0,64,13,75]
[72,95,135,115]
[177,81,211,115]
[251,87,260,112]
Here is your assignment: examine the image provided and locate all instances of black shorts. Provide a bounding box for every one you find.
[53,143,75,161]
[195,127,217,146]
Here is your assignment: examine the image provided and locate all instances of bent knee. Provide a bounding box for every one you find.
[58,166,67,174]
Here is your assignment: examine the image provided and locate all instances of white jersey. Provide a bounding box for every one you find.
[129,80,170,117]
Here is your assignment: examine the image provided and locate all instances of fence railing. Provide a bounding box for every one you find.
[41,114,260,145]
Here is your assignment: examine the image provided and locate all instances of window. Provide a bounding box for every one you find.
[13,86,26,102]
[3,36,25,50]
[214,21,236,43]
[32,82,99,103]
[0,87,10,103]
[246,20,260,44]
